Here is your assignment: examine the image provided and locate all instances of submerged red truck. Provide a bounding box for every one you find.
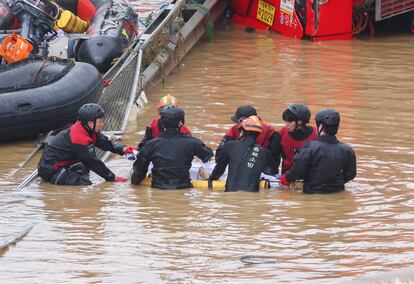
[231,0,414,40]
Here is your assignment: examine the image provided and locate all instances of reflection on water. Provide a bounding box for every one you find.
[1,3,414,282]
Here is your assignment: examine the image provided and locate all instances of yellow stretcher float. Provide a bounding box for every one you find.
[140,177,303,191]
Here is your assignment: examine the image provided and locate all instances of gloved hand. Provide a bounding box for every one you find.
[124,146,137,160]
[280,175,290,186]
[124,146,135,154]
[274,173,281,180]
[115,176,128,182]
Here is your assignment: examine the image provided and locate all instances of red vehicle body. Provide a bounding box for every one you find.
[232,0,414,41]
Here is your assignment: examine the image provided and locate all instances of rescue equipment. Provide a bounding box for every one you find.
[10,0,59,54]
[54,0,96,22]
[0,33,33,63]
[140,176,271,191]
[0,0,139,73]
[56,10,89,33]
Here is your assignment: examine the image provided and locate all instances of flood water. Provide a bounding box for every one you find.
[1,2,414,283]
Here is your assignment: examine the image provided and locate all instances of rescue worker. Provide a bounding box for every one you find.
[38,103,133,185]
[280,108,357,194]
[209,115,278,192]
[216,105,282,169]
[278,103,318,173]
[131,105,213,189]
[138,95,191,150]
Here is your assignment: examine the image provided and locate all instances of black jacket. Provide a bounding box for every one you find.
[38,121,125,181]
[285,135,357,194]
[210,135,278,192]
[131,128,213,189]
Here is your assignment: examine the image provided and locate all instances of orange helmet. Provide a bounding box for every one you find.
[157,95,178,110]
[241,115,263,133]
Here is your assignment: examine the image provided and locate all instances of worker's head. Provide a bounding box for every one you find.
[315,108,340,136]
[157,95,178,112]
[282,103,311,133]
[160,105,185,129]
[240,115,263,138]
[77,103,105,133]
[231,105,257,125]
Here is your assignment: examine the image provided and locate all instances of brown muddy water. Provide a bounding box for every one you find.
[0,2,414,283]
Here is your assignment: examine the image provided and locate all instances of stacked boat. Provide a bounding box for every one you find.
[0,0,138,142]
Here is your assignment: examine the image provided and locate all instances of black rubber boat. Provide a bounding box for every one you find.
[0,0,138,73]
[0,58,103,142]
[56,0,139,73]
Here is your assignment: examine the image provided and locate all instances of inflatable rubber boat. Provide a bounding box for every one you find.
[55,0,139,72]
[78,0,138,73]
[0,0,138,142]
[0,58,103,142]
[0,0,138,72]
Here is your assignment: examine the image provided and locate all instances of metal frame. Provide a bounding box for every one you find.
[376,0,414,21]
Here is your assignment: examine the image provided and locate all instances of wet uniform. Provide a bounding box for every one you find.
[138,117,191,150]
[132,128,213,189]
[285,135,357,194]
[217,122,281,170]
[38,121,125,185]
[210,135,278,192]
[279,126,317,173]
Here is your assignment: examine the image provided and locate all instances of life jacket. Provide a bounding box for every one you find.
[70,120,97,145]
[149,118,192,138]
[53,121,97,171]
[279,126,317,173]
[224,121,275,148]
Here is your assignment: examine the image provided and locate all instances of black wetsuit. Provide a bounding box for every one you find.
[216,123,282,169]
[285,135,357,194]
[131,128,213,189]
[210,135,278,192]
[38,121,125,185]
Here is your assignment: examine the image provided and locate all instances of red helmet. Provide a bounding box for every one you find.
[241,115,263,133]
[157,95,178,110]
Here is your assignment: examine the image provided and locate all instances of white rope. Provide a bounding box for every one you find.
[101,0,131,34]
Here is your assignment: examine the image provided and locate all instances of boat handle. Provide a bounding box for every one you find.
[16,102,33,111]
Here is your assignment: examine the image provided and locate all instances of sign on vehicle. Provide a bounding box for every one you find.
[257,0,276,26]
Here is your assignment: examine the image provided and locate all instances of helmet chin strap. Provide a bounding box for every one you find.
[92,120,96,133]
[82,119,96,135]
[294,121,304,132]
[317,123,324,136]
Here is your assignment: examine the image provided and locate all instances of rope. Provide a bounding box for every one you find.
[31,57,50,83]
[101,0,131,34]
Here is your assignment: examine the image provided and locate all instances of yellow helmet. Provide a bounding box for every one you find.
[241,115,263,133]
[157,95,178,110]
